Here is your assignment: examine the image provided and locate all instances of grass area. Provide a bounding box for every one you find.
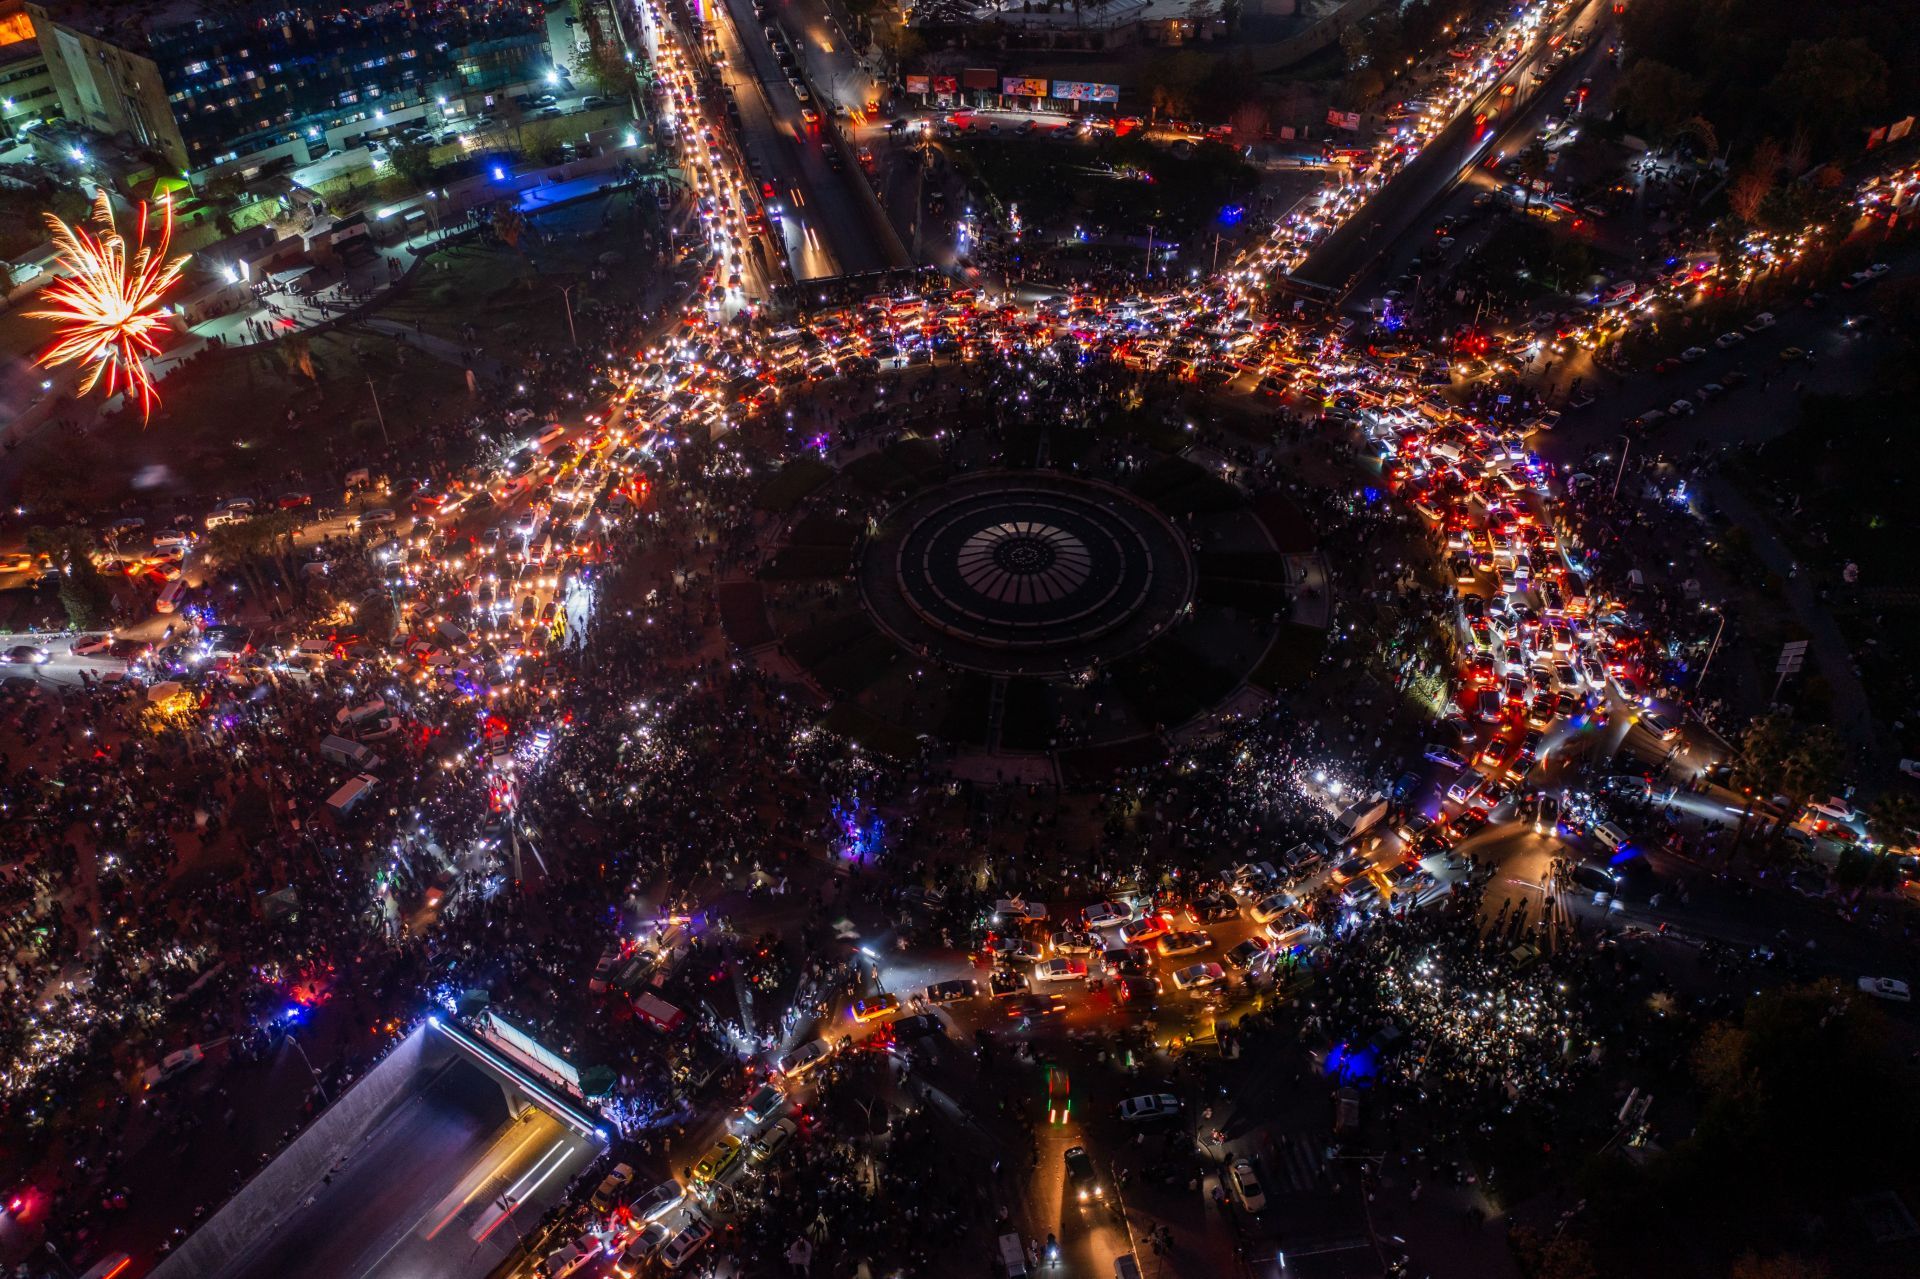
[1130,456,1243,516]
[822,701,921,760]
[753,458,834,512]
[845,439,946,497]
[1000,679,1056,753]
[759,545,851,580]
[1111,634,1239,729]
[8,331,467,517]
[1247,622,1328,693]
[949,135,1257,245]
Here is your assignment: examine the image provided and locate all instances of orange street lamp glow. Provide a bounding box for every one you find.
[29,191,189,419]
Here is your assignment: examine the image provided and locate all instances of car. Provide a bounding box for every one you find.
[1225,938,1272,970]
[925,979,979,1004]
[1713,331,1744,349]
[1424,744,1467,769]
[851,994,899,1022]
[355,507,397,529]
[1169,962,1226,992]
[70,635,114,657]
[1667,399,1695,416]
[1117,1093,1183,1124]
[4,645,50,666]
[1638,711,1680,741]
[892,1012,946,1041]
[1102,947,1151,977]
[659,1215,714,1270]
[743,1083,786,1125]
[1082,900,1134,928]
[1250,892,1298,924]
[1035,957,1088,983]
[691,1135,743,1184]
[139,1044,206,1089]
[1049,931,1098,955]
[1341,879,1383,910]
[1229,861,1280,896]
[1857,977,1911,1002]
[992,897,1048,924]
[1003,992,1069,1019]
[1157,931,1211,958]
[1185,893,1238,923]
[989,967,1031,997]
[1229,1158,1267,1213]
[1806,795,1861,826]
[1266,910,1319,949]
[776,1037,834,1078]
[1119,915,1168,947]
[592,1163,636,1210]
[628,1178,686,1222]
[618,1222,672,1273]
[1679,346,1707,362]
[1065,1146,1106,1203]
[750,1117,799,1165]
[1744,312,1776,333]
[1778,346,1809,362]
[987,937,1043,963]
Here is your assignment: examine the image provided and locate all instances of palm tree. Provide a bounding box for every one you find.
[202,512,303,614]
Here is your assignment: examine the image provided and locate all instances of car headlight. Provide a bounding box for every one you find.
[1077,1189,1088,1201]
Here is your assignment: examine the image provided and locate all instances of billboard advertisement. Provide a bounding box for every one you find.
[1002,76,1049,98]
[963,67,998,89]
[906,74,931,95]
[933,75,958,94]
[1053,81,1119,103]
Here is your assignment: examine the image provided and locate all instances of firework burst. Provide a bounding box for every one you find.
[29,191,190,418]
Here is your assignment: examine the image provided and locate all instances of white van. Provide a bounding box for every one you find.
[156,578,189,614]
[325,774,378,818]
[1591,821,1631,853]
[319,734,380,770]
[335,698,387,727]
[1114,1256,1143,1279]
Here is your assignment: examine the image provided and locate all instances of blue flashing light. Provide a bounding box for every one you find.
[491,165,506,181]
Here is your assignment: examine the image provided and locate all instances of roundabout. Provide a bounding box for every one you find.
[863,472,1195,675]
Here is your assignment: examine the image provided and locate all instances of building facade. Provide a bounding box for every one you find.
[0,0,62,137]
[26,0,556,177]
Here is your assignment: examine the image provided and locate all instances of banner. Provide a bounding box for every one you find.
[1002,76,1049,98]
[906,74,930,95]
[1053,80,1119,103]
[963,67,998,90]
[1325,109,1361,131]
[933,75,958,94]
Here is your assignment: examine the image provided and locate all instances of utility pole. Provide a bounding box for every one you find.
[1144,224,1154,278]
[365,376,390,447]
[1698,606,1726,687]
[1610,434,1630,501]
[559,282,579,346]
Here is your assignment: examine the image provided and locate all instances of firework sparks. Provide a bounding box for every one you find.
[29,191,189,418]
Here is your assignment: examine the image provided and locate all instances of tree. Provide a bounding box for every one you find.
[389,141,436,192]
[27,526,114,628]
[1229,101,1268,149]
[1515,142,1549,209]
[1614,60,1703,138]
[1868,788,1920,851]
[1767,38,1888,151]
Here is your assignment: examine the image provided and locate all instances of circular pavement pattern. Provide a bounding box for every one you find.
[859,472,1194,676]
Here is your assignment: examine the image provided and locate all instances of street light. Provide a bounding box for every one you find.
[1609,433,1631,501]
[1697,603,1726,687]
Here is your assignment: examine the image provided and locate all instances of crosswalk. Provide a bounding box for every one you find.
[1271,1133,1325,1194]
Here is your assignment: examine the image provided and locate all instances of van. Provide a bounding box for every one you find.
[335,698,387,727]
[1591,821,1631,853]
[1446,768,1487,805]
[998,1233,1029,1278]
[319,734,380,770]
[1114,1256,1143,1279]
[325,774,378,818]
[156,578,189,614]
[1331,798,1389,844]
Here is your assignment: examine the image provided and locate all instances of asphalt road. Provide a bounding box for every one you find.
[0,630,137,687]
[221,1060,595,1279]
[1298,0,1614,298]
[709,0,894,280]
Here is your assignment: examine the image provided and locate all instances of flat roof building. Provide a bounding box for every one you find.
[26,0,555,177]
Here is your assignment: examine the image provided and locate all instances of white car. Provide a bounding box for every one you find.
[1805,795,1861,826]
[1049,931,1098,956]
[1229,1158,1267,1213]
[660,1215,714,1269]
[1082,901,1133,928]
[1117,1093,1182,1124]
[1034,958,1088,983]
[140,1044,206,1090]
[1858,977,1911,1002]
[1713,331,1744,349]
[1250,892,1297,925]
[1169,962,1225,992]
[1743,312,1776,333]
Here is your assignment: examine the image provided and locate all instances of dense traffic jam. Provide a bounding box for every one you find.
[28,0,1917,1273]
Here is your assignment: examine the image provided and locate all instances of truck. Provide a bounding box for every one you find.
[1330,797,1390,845]
[319,734,380,770]
[325,773,378,819]
[633,991,685,1033]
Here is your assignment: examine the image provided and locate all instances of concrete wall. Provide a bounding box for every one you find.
[149,1024,454,1279]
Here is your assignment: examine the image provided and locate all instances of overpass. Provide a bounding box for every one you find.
[150,1018,608,1279]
